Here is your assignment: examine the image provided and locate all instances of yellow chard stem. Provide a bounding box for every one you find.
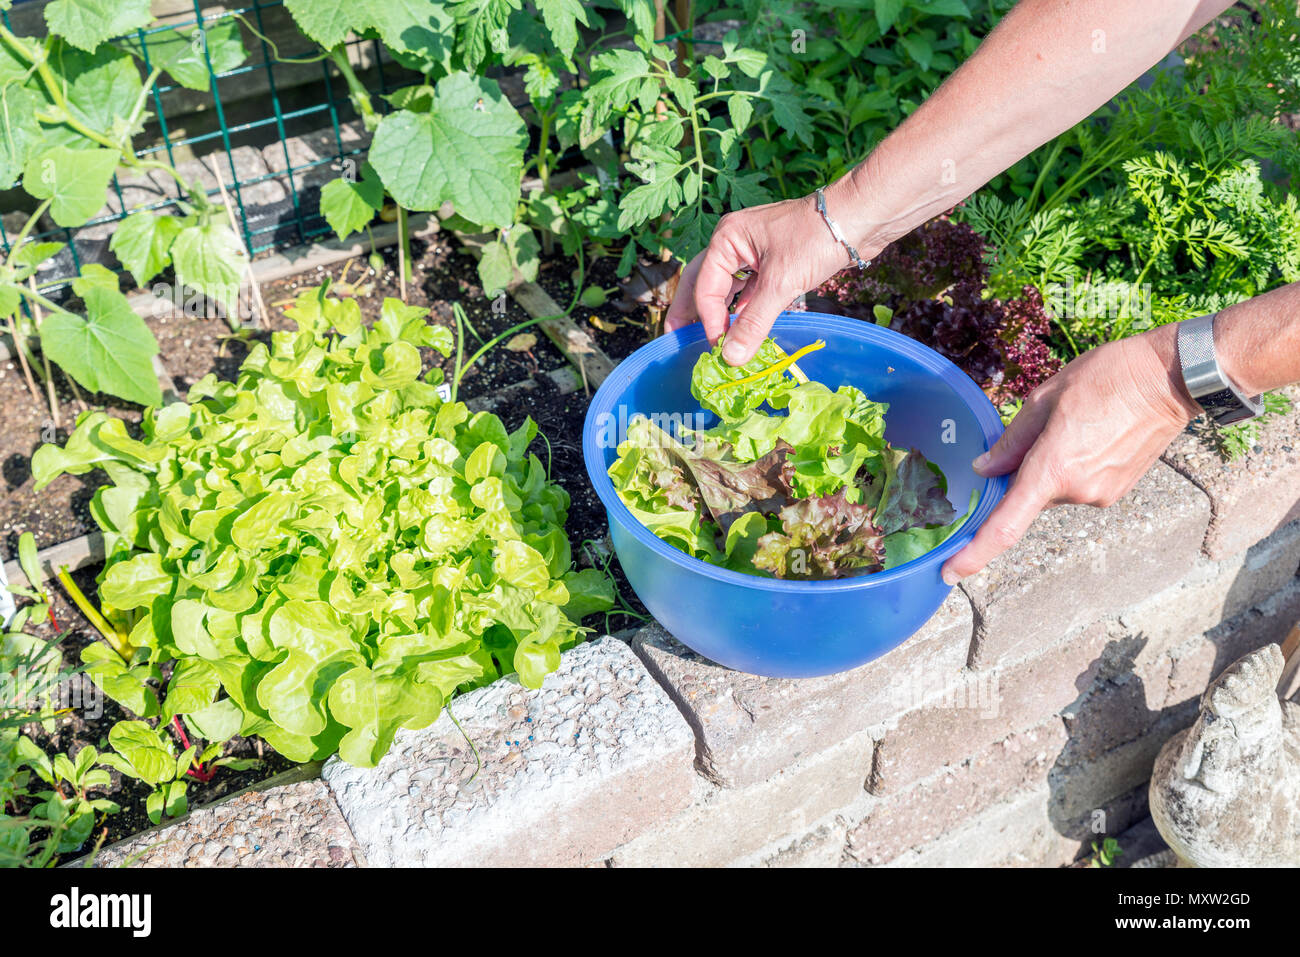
[56,566,133,662]
[708,339,826,396]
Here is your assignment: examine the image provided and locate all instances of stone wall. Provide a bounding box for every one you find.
[93,398,1300,868]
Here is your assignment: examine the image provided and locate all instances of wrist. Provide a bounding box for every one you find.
[820,155,906,259]
[1140,323,1203,423]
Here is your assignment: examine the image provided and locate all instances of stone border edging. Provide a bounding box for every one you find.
[19,345,1300,869]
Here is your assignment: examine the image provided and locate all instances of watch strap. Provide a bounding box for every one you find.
[1176,313,1263,426]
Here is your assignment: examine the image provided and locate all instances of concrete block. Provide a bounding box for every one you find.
[322,637,696,867]
[962,463,1210,667]
[607,729,874,868]
[630,591,974,788]
[1161,386,1300,559]
[93,780,361,868]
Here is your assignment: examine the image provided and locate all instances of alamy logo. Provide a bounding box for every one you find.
[49,888,152,937]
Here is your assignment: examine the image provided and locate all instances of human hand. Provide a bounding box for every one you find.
[940,325,1203,585]
[664,190,884,366]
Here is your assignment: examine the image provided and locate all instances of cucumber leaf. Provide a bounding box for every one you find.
[39,282,162,406]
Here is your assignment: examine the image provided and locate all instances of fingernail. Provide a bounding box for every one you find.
[972,452,991,472]
[941,568,961,586]
[722,341,746,365]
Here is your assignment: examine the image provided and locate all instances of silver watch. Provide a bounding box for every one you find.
[1176,312,1262,426]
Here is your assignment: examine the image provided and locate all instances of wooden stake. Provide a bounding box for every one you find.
[397,206,409,302]
[6,313,43,408]
[28,276,59,429]
[1280,623,1300,701]
[207,155,268,330]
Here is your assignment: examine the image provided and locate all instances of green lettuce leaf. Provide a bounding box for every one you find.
[34,283,601,769]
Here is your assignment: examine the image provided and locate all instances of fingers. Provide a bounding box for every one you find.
[974,393,1051,476]
[694,233,752,345]
[721,280,791,365]
[663,252,704,332]
[940,468,1052,584]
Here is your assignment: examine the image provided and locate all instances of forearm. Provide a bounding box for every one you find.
[1111,284,1300,432]
[1214,283,1300,397]
[828,0,1234,248]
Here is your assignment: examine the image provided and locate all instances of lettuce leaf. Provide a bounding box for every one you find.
[31,285,611,768]
[610,337,975,581]
[753,487,886,580]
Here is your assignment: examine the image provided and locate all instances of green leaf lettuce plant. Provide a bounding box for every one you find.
[31,283,612,769]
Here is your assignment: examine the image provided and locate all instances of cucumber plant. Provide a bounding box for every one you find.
[0,1,254,415]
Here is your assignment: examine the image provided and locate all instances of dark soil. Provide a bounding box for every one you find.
[535,251,658,363]
[0,360,111,554]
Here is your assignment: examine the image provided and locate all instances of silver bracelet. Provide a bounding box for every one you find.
[815,187,870,271]
[1176,312,1263,426]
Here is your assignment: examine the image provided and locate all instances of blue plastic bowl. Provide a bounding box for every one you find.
[582,312,1008,678]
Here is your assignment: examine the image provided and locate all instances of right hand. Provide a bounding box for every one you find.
[664,193,884,366]
[940,324,1201,584]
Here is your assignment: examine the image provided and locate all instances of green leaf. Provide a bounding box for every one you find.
[106,720,176,785]
[328,665,442,767]
[283,0,359,49]
[185,698,243,743]
[319,169,384,241]
[766,90,815,148]
[22,146,118,228]
[477,225,540,296]
[723,170,774,209]
[100,552,173,608]
[917,0,971,16]
[727,93,753,133]
[145,779,186,824]
[39,41,144,151]
[537,0,588,59]
[883,489,978,570]
[18,531,42,592]
[45,0,152,52]
[163,659,221,719]
[110,212,183,287]
[369,73,527,228]
[0,85,43,189]
[874,0,906,33]
[128,21,248,92]
[617,175,681,231]
[449,0,521,72]
[169,220,247,314]
[899,32,934,72]
[368,1,456,67]
[39,284,162,406]
[560,568,615,622]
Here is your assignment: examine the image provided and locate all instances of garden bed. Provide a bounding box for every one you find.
[3,226,655,848]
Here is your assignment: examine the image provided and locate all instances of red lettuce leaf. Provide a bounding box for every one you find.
[753,487,885,580]
[872,447,957,536]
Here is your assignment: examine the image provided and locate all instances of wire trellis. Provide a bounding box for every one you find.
[0,0,404,281]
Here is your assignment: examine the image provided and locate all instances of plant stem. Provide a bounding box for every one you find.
[5,312,43,407]
[537,106,555,257]
[397,206,412,298]
[4,200,51,270]
[55,566,132,662]
[329,47,379,131]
